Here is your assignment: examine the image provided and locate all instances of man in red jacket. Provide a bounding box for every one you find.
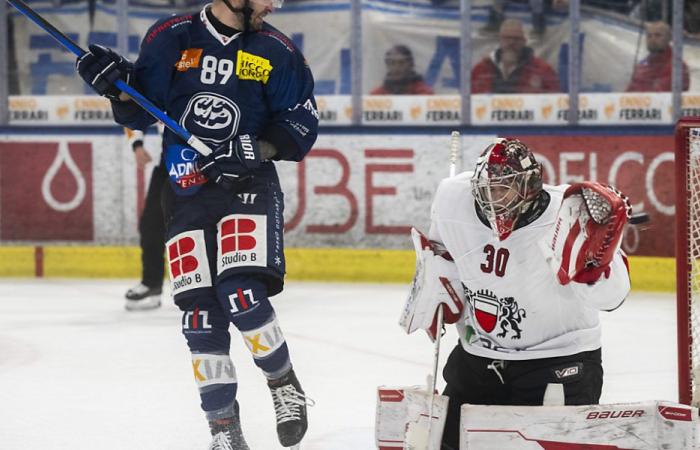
[471,19,560,94]
[371,45,434,95]
[626,21,689,92]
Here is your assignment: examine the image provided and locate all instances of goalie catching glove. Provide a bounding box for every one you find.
[539,182,632,285]
[399,228,465,341]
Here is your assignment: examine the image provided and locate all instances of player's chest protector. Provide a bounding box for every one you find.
[168,30,271,148]
[438,205,559,328]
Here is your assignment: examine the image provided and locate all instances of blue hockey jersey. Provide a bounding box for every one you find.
[112,6,318,169]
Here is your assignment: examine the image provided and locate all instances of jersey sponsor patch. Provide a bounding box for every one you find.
[145,14,193,44]
[165,144,207,195]
[217,214,267,274]
[241,318,285,359]
[191,353,237,388]
[228,287,259,315]
[167,230,212,296]
[176,48,203,72]
[182,307,213,334]
[179,92,240,146]
[235,50,273,84]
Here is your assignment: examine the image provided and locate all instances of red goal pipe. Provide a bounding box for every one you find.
[676,120,691,405]
[675,118,700,405]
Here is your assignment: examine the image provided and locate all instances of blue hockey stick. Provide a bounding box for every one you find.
[6,0,213,156]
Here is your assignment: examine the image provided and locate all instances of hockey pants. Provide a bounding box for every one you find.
[440,343,603,450]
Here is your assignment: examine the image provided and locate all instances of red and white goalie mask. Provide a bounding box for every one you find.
[471,138,543,240]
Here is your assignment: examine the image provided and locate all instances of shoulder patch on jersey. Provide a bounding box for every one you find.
[236,50,273,84]
[258,29,295,54]
[145,14,193,44]
[176,48,203,72]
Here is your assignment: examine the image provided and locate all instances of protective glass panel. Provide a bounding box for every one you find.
[471,0,562,94]
[268,0,349,97]
[9,0,120,95]
[363,1,456,96]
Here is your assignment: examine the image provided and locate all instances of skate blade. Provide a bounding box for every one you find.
[124,296,161,311]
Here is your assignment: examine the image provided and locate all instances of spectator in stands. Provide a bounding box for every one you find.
[482,0,548,36]
[370,45,434,95]
[626,21,689,92]
[471,19,560,93]
[685,0,700,38]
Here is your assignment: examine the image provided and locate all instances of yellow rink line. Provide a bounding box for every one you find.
[0,246,676,292]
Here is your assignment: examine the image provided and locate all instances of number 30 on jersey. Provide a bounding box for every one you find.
[481,245,510,277]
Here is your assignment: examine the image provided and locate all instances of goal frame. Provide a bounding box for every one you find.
[676,117,700,406]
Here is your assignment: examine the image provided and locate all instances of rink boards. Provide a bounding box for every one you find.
[0,126,678,291]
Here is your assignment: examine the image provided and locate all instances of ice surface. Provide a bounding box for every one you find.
[0,280,677,449]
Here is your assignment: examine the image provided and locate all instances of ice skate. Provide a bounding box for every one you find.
[207,404,250,450]
[268,369,314,448]
[124,283,161,311]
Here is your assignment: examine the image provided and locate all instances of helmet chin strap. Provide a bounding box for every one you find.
[220,0,253,33]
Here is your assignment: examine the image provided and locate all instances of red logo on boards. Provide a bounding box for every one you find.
[169,236,199,277]
[0,141,93,240]
[221,218,257,253]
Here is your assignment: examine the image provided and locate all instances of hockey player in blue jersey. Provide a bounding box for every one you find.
[76,0,318,448]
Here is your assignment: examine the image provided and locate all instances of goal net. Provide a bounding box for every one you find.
[676,118,700,407]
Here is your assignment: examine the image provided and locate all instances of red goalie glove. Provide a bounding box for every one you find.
[540,182,632,285]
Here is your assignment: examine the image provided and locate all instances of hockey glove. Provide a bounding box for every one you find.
[198,134,262,191]
[399,228,465,342]
[539,182,632,285]
[76,44,133,101]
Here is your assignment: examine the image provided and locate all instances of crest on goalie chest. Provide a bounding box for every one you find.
[470,289,527,339]
[473,290,500,333]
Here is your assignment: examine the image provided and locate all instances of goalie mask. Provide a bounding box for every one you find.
[472,138,543,240]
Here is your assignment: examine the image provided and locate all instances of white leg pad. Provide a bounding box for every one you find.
[459,401,699,449]
[375,386,449,450]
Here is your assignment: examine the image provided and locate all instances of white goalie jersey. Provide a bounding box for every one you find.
[429,172,631,361]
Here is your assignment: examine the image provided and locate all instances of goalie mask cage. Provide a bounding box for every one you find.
[676,117,700,407]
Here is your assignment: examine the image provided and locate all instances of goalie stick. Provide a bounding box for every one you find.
[5,0,213,157]
[413,131,461,450]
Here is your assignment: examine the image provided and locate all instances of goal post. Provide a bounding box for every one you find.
[676,117,700,406]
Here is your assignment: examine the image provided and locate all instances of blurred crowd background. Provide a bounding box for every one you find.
[1,0,698,124]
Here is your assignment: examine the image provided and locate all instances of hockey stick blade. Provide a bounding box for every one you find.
[628,212,650,225]
[5,0,212,156]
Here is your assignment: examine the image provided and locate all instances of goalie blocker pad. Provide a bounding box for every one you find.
[375,386,449,450]
[399,228,465,341]
[539,182,631,285]
[460,401,698,449]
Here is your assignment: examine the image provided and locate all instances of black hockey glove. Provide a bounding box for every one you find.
[76,44,133,101]
[198,134,262,191]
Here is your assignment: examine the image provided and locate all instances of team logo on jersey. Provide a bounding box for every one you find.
[176,48,203,72]
[228,288,259,315]
[183,307,213,333]
[470,289,527,339]
[236,50,273,84]
[180,93,240,145]
[497,296,526,339]
[217,214,267,274]
[167,230,212,296]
